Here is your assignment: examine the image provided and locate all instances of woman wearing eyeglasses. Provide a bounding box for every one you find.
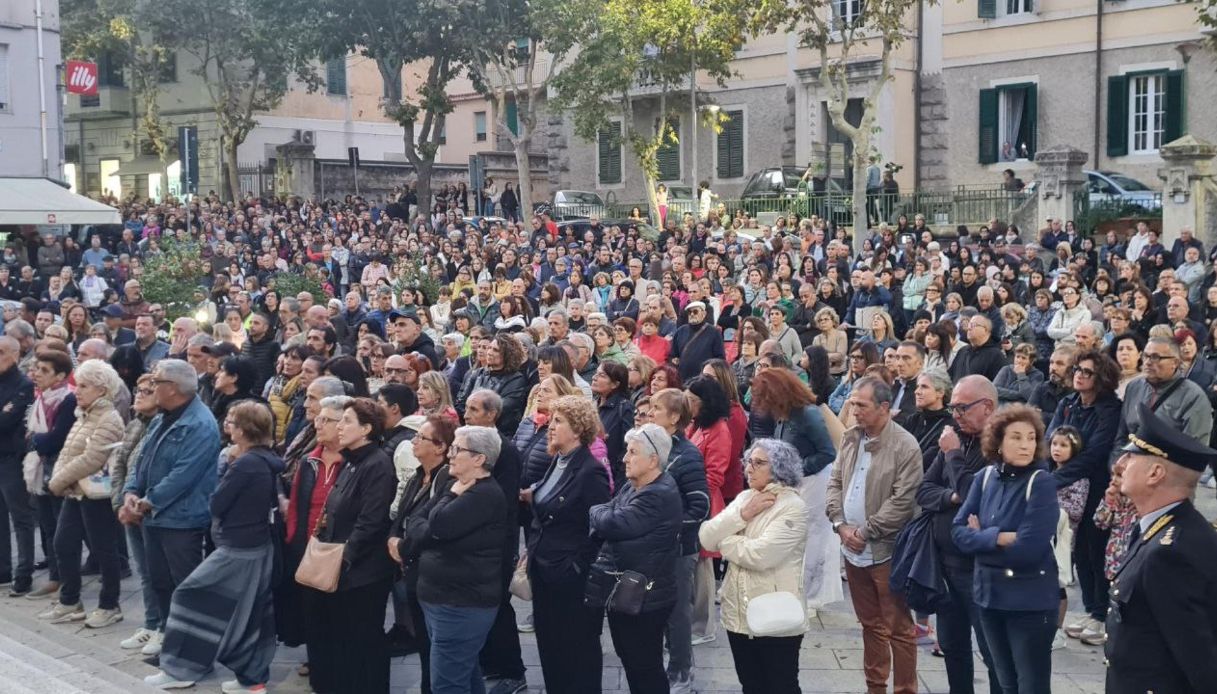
[1045,349,1121,650]
[109,374,162,651]
[387,415,456,694]
[699,439,809,694]
[277,395,351,666]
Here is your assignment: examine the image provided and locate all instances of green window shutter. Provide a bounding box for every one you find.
[717,110,744,179]
[1024,84,1038,158]
[978,88,998,164]
[657,119,681,181]
[978,0,996,19]
[1106,75,1129,157]
[326,58,347,96]
[1164,70,1185,144]
[598,125,621,184]
[505,99,519,136]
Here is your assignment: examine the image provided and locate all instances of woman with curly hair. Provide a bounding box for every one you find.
[953,403,1060,694]
[522,395,611,694]
[456,333,528,437]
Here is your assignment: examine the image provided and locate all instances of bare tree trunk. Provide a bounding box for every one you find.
[513,138,533,218]
[412,142,434,217]
[225,136,242,202]
[851,140,869,254]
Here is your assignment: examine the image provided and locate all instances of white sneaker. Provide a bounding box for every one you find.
[1051,630,1067,650]
[121,627,155,650]
[1064,616,1095,639]
[691,633,716,646]
[143,672,195,689]
[516,613,534,633]
[41,602,85,623]
[221,681,267,693]
[1080,621,1107,646]
[84,607,123,629]
[141,630,165,656]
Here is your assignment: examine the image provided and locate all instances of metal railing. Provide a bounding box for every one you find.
[1073,191,1163,233]
[577,186,1036,231]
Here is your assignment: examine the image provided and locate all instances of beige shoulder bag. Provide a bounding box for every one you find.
[295,513,345,593]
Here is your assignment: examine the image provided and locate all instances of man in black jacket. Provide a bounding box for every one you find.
[671,302,725,382]
[392,310,441,370]
[465,390,527,693]
[949,316,1007,382]
[915,375,1001,693]
[1028,346,1075,425]
[240,312,280,394]
[0,337,36,595]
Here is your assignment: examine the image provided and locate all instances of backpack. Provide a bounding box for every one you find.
[981,466,1072,588]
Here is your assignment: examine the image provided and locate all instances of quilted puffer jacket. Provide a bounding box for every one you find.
[50,398,125,499]
[584,473,683,613]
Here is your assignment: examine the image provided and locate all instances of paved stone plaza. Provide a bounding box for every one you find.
[6,486,1215,693]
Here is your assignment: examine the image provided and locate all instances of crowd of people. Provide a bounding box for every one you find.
[1,186,1216,694]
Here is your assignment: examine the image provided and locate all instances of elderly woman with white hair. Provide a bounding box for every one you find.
[413,425,509,693]
[43,358,127,627]
[585,423,683,694]
[699,438,810,694]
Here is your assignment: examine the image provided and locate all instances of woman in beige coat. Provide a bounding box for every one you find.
[39,359,126,628]
[699,438,809,694]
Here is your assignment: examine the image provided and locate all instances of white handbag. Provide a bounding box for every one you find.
[746,591,806,636]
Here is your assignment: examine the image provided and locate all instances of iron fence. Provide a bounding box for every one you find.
[1073,191,1163,234]
[585,186,1035,231]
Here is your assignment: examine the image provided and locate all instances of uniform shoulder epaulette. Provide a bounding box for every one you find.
[1158,524,1177,546]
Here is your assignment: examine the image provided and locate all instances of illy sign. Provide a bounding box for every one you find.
[66,61,99,96]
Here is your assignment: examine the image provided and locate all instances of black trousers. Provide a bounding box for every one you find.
[0,463,35,588]
[405,577,433,694]
[143,525,205,631]
[608,606,672,694]
[305,579,392,694]
[478,560,525,680]
[1075,517,1110,622]
[37,495,62,581]
[54,497,121,609]
[726,630,803,694]
[936,566,1001,694]
[531,570,603,694]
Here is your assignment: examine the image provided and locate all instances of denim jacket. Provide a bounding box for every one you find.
[124,396,221,529]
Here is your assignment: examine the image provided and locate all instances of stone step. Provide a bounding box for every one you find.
[0,603,163,694]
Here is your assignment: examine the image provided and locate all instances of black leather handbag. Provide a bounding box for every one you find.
[606,570,652,616]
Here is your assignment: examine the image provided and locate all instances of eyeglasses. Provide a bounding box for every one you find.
[1074,366,1097,378]
[416,434,443,447]
[745,456,770,468]
[450,444,480,458]
[385,367,409,375]
[314,415,341,425]
[135,388,155,396]
[948,399,987,416]
[1144,353,1177,363]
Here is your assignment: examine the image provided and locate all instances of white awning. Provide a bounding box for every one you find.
[0,177,122,225]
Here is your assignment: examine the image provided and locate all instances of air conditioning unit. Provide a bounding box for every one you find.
[300,130,315,145]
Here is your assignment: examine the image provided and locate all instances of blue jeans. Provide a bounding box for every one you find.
[978,607,1056,694]
[126,524,161,629]
[420,600,498,694]
[664,553,697,675]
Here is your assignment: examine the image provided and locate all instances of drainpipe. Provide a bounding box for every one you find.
[1093,0,1104,170]
[913,0,924,190]
[35,0,50,178]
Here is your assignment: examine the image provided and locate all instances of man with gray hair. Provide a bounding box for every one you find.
[120,359,221,657]
[462,392,527,693]
[1113,337,1213,467]
[77,338,131,421]
[827,376,923,694]
[1074,321,1103,353]
[566,332,598,384]
[3,318,35,374]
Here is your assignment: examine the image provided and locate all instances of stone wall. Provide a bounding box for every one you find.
[919,73,949,188]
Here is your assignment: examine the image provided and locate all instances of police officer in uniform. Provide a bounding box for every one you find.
[1104,403,1217,694]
